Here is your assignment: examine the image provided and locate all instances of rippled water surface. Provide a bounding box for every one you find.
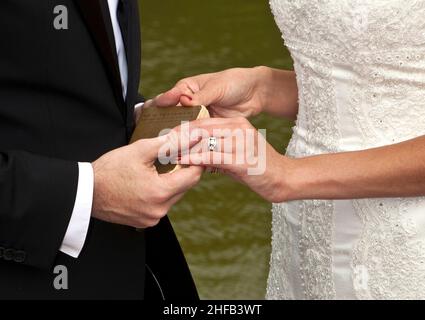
[139,0,293,299]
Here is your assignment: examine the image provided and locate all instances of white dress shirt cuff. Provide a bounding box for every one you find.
[135,102,144,109]
[59,162,93,258]
[134,102,144,123]
[134,102,145,112]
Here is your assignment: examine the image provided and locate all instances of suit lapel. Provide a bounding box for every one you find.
[74,0,126,117]
[125,0,142,127]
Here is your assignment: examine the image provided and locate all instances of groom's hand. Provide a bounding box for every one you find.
[91,134,202,228]
[145,67,270,118]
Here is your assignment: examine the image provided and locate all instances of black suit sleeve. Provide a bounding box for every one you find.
[136,94,145,104]
[0,150,78,270]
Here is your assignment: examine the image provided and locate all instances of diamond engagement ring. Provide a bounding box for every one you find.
[208,136,218,152]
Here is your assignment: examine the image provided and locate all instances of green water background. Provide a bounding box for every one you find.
[139,0,293,299]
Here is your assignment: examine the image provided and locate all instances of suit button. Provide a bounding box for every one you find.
[3,249,14,261]
[13,250,26,263]
[0,247,4,258]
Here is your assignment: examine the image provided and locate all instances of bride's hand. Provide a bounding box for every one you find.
[146,66,299,120]
[177,117,295,202]
[146,67,271,118]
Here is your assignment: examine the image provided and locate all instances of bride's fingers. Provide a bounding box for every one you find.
[142,98,155,108]
[154,87,190,107]
[190,136,237,154]
[141,94,165,109]
[179,136,224,160]
[179,152,236,171]
[188,117,253,136]
[186,85,225,109]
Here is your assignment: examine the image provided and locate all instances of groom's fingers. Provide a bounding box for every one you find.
[165,191,185,208]
[161,165,204,194]
[134,134,172,161]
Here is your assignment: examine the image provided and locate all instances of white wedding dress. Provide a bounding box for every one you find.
[267,0,425,299]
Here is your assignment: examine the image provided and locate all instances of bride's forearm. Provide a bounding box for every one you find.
[281,135,425,201]
[255,66,299,120]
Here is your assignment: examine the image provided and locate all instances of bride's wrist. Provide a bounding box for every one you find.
[252,66,274,115]
[273,156,305,202]
[253,67,299,120]
[265,154,300,203]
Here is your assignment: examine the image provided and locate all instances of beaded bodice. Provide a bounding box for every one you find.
[271,0,425,151]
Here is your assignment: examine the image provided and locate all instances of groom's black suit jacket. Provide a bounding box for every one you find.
[0,0,197,299]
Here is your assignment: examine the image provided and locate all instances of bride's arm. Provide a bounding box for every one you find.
[282,135,425,201]
[258,67,299,120]
[178,117,425,203]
